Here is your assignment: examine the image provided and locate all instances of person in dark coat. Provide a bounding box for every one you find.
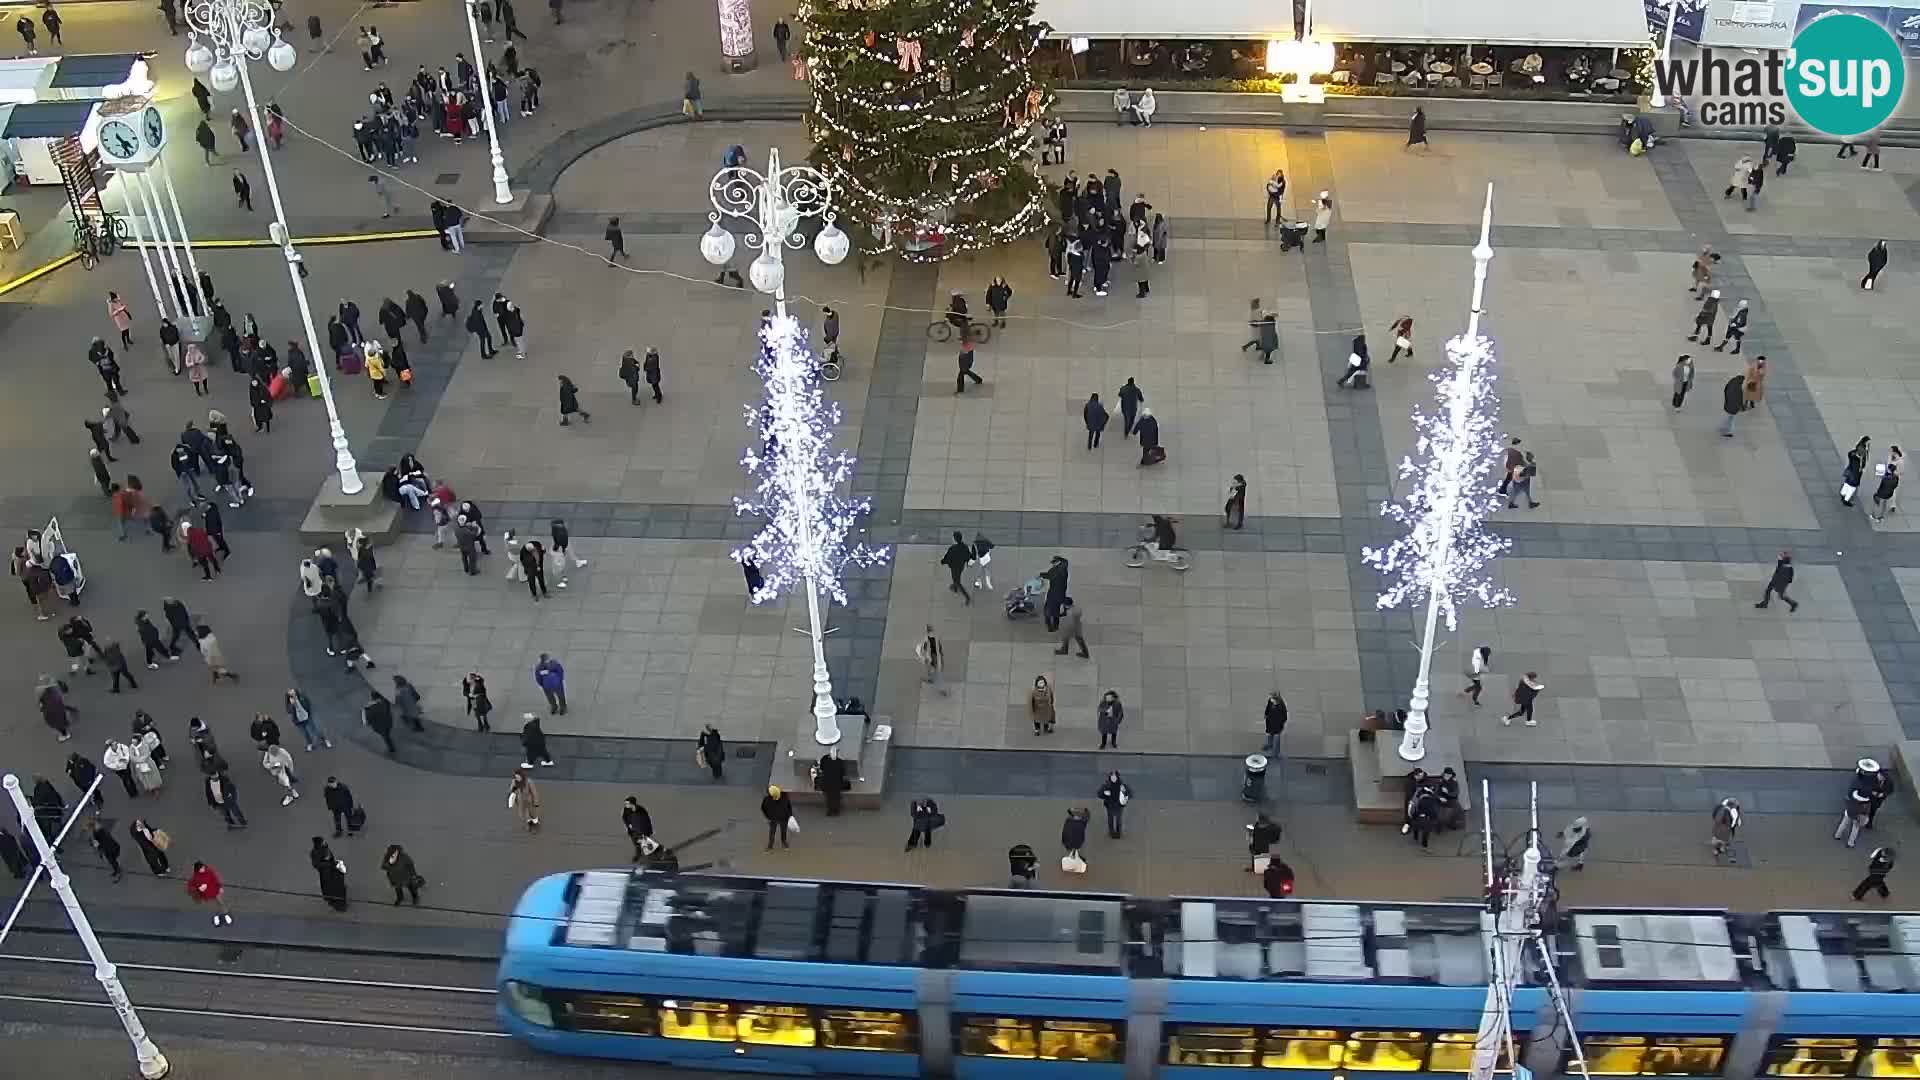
[622,796,654,860]
[323,777,356,837]
[1082,393,1108,449]
[1247,812,1281,870]
[643,347,663,402]
[1040,555,1070,631]
[465,301,496,357]
[1134,407,1162,466]
[89,816,124,881]
[1863,240,1889,290]
[1774,133,1797,174]
[310,836,349,910]
[816,752,850,816]
[1255,311,1279,365]
[520,713,554,767]
[363,690,396,754]
[30,776,64,838]
[905,797,942,849]
[383,844,422,904]
[1406,106,1429,149]
[941,531,973,604]
[1719,373,1745,437]
[1855,846,1897,901]
[557,375,590,425]
[1060,806,1090,860]
[698,724,726,780]
[403,290,431,341]
[1262,857,1295,897]
[760,785,794,849]
[128,819,167,875]
[1097,770,1131,838]
[618,350,641,405]
[1263,691,1288,758]
[392,675,425,731]
[1096,690,1124,748]
[1757,550,1798,611]
[1117,378,1144,436]
[66,751,104,810]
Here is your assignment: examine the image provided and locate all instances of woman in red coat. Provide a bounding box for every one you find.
[187,861,233,924]
[183,522,220,581]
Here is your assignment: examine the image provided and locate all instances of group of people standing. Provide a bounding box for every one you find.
[1048,168,1168,300]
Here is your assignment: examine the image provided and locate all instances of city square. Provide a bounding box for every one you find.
[3,0,1920,1073]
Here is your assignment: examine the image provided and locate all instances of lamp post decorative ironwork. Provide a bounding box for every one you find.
[699,149,878,750]
[184,0,364,495]
[462,0,514,204]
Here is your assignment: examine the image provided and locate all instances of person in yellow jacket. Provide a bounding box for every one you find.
[365,344,389,399]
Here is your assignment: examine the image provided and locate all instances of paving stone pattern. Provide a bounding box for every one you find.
[282,121,1920,800]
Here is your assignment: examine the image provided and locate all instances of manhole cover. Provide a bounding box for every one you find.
[434,172,461,185]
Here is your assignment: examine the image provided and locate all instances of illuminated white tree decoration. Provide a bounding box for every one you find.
[732,314,890,746]
[1361,183,1513,762]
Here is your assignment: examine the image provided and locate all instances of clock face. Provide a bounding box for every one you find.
[100,120,138,161]
[142,106,164,149]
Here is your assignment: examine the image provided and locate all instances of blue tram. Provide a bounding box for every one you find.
[497,870,1920,1078]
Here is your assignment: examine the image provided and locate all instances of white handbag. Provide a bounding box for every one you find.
[787,815,801,834]
[1253,854,1272,874]
[1843,481,1859,500]
[1395,335,1412,350]
[1060,853,1087,873]
[1348,352,1364,369]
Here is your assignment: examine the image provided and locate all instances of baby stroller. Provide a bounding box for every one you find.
[1276,218,1309,252]
[1005,575,1044,619]
[1008,843,1038,887]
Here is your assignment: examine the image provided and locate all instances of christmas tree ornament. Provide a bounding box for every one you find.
[896,37,922,72]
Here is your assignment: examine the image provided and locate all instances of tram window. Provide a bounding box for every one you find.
[819,1009,914,1053]
[1262,1028,1342,1069]
[1164,1024,1259,1067]
[1863,1037,1920,1077]
[1429,1032,1512,1073]
[1344,1031,1428,1071]
[659,999,737,1042]
[548,991,656,1036]
[1584,1034,1728,1076]
[737,1004,816,1048]
[1039,1019,1124,1063]
[1761,1037,1861,1076]
[960,1016,1038,1059]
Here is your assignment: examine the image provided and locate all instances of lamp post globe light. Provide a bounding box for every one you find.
[462,0,514,204]
[184,0,364,497]
[700,148,871,750]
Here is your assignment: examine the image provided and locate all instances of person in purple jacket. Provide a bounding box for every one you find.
[534,653,567,715]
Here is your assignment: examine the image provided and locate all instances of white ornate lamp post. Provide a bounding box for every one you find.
[3,774,170,1078]
[184,0,363,496]
[1649,0,1706,109]
[700,149,877,750]
[462,0,514,204]
[1362,184,1513,762]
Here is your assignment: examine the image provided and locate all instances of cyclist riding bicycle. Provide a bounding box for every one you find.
[946,290,970,332]
[1150,514,1178,552]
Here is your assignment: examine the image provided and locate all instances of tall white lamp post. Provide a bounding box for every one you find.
[462,0,514,204]
[1648,0,1706,109]
[184,0,364,496]
[3,774,170,1078]
[699,149,879,750]
[1361,183,1514,762]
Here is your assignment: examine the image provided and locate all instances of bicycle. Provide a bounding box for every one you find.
[927,318,991,344]
[72,219,101,270]
[818,346,842,382]
[1124,522,1192,572]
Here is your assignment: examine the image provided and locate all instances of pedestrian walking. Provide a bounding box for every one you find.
[40,6,60,46]
[1054,597,1090,658]
[617,349,642,404]
[1743,356,1768,411]
[955,339,983,393]
[520,713,555,767]
[1030,675,1056,735]
[533,654,567,715]
[322,777,358,836]
[1837,775,1874,848]
[556,375,590,425]
[1406,106,1429,150]
[1502,672,1544,726]
[1116,378,1143,437]
[1690,245,1719,296]
[14,15,37,53]
[106,291,134,347]
[1845,436,1872,506]
[1096,690,1123,748]
[1717,301,1749,353]
[1863,240,1890,290]
[128,818,167,876]
[1225,473,1248,528]
[311,837,349,911]
[230,170,254,211]
[286,687,332,749]
[391,675,425,732]
[916,625,946,694]
[188,861,234,924]
[465,301,496,357]
[904,797,942,850]
[1862,129,1883,170]
[761,784,794,849]
[1040,555,1070,631]
[1710,796,1741,860]
[1671,355,1695,408]
[1263,691,1288,758]
[99,637,137,693]
[697,723,726,780]
[1756,550,1799,612]
[1873,459,1902,522]
[1855,846,1897,901]
[986,276,1012,329]
[1688,290,1720,342]
[941,532,972,604]
[1135,406,1162,466]
[1083,393,1108,449]
[1060,807,1090,871]
[382,844,423,905]
[1336,334,1370,389]
[517,536,550,600]
[455,516,481,575]
[263,742,300,805]
[1719,373,1745,437]
[1723,156,1753,200]
[621,796,655,861]
[229,108,250,151]
[66,751,104,810]
[1252,308,1278,365]
[1557,817,1593,871]
[363,690,397,754]
[1460,645,1492,706]
[966,532,993,590]
[88,449,112,496]
[463,672,493,732]
[1098,771,1132,838]
[205,767,247,829]
[1505,452,1539,510]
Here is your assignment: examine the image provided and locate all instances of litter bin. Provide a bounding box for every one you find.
[1242,753,1269,804]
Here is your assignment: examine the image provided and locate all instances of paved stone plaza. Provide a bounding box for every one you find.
[306,120,1920,772]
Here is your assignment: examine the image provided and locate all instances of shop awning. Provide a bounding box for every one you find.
[48,53,145,89]
[1,99,95,139]
[1033,0,1651,46]
[1315,0,1652,47]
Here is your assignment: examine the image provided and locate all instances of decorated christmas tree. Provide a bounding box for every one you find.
[799,0,1053,261]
